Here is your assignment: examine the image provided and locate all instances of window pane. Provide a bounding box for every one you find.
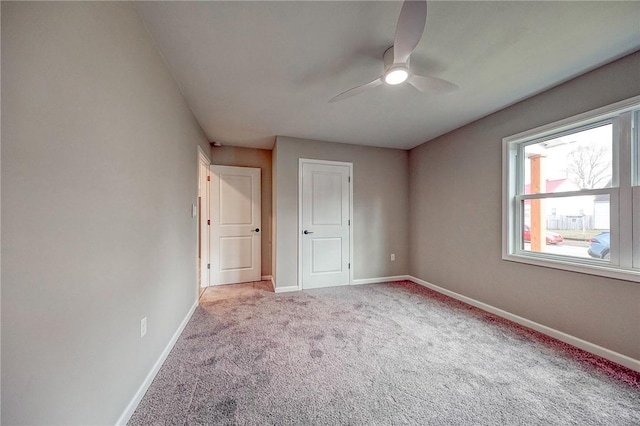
[521,194,610,261]
[523,124,612,195]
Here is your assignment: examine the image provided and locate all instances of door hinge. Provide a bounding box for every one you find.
[207,175,210,181]
[207,263,210,270]
[207,219,210,225]
[348,219,350,226]
[348,263,350,269]
[348,176,351,183]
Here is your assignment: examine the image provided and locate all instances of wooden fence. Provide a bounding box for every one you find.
[547,215,595,230]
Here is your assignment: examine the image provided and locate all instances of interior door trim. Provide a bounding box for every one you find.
[298,158,354,290]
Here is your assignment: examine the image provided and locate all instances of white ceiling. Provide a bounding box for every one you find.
[135,1,640,150]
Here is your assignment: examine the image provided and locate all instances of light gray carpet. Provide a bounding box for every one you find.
[129,281,640,425]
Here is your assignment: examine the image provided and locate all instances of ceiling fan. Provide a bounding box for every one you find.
[329,0,458,103]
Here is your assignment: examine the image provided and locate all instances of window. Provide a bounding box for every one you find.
[503,96,640,282]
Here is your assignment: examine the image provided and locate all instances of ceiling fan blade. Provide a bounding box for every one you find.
[329,77,383,103]
[407,73,458,95]
[393,0,427,65]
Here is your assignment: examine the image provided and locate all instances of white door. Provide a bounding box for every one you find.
[300,160,352,289]
[210,165,261,285]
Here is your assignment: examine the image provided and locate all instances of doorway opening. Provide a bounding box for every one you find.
[197,146,211,298]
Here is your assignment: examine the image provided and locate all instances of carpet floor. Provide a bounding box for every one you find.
[129,281,640,425]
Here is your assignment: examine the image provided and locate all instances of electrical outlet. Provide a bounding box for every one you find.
[390,253,395,261]
[141,317,147,338]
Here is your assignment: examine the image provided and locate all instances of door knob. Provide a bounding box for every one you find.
[303,230,314,234]
[252,228,260,233]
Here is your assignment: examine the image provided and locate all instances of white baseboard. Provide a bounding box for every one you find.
[352,275,411,285]
[408,275,640,373]
[274,285,300,293]
[275,276,412,291]
[116,301,198,425]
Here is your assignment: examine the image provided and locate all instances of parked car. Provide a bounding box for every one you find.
[588,231,610,260]
[523,225,564,245]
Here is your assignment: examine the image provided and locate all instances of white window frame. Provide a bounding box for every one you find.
[502,95,640,283]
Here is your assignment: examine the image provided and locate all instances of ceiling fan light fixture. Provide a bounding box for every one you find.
[329,1,457,102]
[384,68,409,85]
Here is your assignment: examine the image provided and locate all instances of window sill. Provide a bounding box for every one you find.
[502,252,640,283]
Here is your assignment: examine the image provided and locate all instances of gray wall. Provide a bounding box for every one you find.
[273,136,409,289]
[1,2,209,424]
[210,146,273,276]
[409,51,640,360]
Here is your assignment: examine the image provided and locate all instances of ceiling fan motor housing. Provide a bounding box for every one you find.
[383,46,410,72]
[383,46,410,85]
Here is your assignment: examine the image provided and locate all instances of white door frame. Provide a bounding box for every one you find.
[197,146,211,295]
[298,158,353,290]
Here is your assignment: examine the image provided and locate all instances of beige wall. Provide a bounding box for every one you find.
[273,136,409,289]
[1,2,209,424]
[409,51,640,360]
[210,146,273,276]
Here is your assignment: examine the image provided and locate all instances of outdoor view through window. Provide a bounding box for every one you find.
[522,124,612,260]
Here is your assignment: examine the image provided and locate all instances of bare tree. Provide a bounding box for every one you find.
[566,145,611,189]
